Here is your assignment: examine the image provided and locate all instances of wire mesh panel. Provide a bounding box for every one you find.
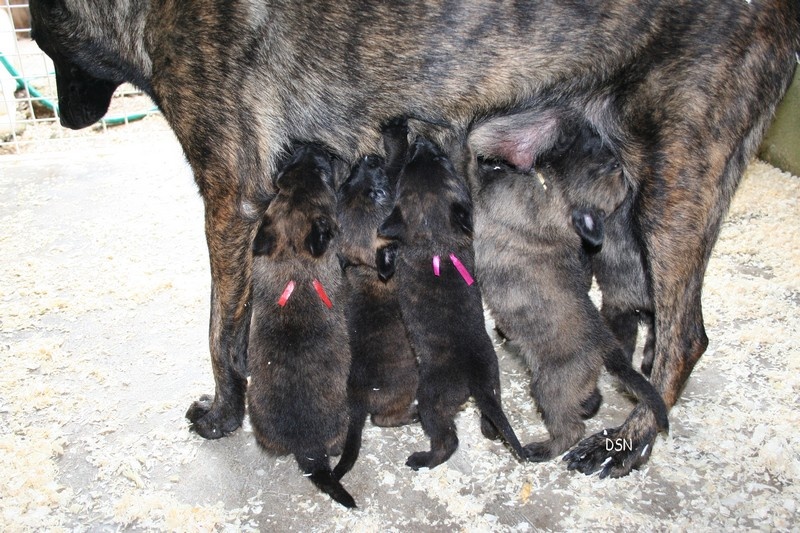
[0,1,167,155]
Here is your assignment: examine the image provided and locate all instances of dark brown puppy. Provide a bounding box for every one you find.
[247,144,355,508]
[376,122,525,470]
[471,157,668,462]
[536,123,656,376]
[29,0,799,477]
[333,145,419,480]
[338,154,418,428]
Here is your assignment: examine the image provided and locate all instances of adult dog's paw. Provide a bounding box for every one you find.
[563,405,663,477]
[563,425,656,478]
[185,394,243,440]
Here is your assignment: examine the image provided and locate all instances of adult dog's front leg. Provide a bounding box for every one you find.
[186,197,255,439]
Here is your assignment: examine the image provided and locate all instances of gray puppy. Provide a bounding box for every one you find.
[471,157,668,462]
[535,122,656,376]
[247,144,355,508]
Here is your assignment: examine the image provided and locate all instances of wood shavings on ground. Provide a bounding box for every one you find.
[1,136,798,531]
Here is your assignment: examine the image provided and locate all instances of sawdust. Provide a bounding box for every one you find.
[1,138,798,531]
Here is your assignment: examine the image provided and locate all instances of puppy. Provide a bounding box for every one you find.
[376,121,525,470]
[333,146,419,479]
[471,156,668,462]
[247,144,355,508]
[536,123,656,376]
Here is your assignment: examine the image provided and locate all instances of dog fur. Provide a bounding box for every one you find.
[246,143,355,508]
[535,122,656,376]
[333,145,419,480]
[470,151,668,462]
[375,121,525,470]
[28,0,799,476]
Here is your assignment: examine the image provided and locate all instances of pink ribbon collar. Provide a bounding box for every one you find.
[432,253,474,286]
[277,279,333,309]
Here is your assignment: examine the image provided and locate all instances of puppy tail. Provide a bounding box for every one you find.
[332,405,368,481]
[603,347,670,433]
[472,387,526,461]
[295,452,357,509]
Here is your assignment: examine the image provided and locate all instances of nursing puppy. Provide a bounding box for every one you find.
[471,157,668,462]
[247,144,355,508]
[333,146,419,480]
[536,122,656,376]
[376,121,525,470]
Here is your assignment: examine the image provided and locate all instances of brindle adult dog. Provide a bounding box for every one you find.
[28,0,799,477]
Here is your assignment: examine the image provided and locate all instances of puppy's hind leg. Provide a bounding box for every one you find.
[406,398,459,470]
[524,377,586,462]
[371,402,419,427]
[295,450,356,509]
[580,388,603,420]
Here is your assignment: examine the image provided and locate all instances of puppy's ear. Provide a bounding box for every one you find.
[377,205,406,241]
[306,216,335,257]
[450,201,473,236]
[376,242,400,282]
[253,217,277,257]
[572,207,605,251]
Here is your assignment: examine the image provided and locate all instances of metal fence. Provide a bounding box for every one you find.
[1,1,165,155]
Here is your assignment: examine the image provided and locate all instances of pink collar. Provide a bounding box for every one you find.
[432,253,474,286]
[277,279,333,308]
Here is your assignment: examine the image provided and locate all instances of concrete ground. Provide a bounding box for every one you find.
[1,132,798,532]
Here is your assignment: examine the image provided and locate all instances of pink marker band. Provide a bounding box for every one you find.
[278,280,296,307]
[449,253,474,286]
[432,255,441,276]
[313,279,333,309]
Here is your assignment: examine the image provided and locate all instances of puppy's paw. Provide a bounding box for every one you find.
[522,441,556,463]
[371,405,419,427]
[185,394,244,440]
[563,417,658,478]
[406,451,437,470]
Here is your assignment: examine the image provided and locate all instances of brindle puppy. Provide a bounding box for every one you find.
[470,158,668,462]
[535,123,656,376]
[333,139,419,480]
[247,144,355,508]
[376,122,525,470]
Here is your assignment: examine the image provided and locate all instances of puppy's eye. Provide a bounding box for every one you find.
[369,188,387,201]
